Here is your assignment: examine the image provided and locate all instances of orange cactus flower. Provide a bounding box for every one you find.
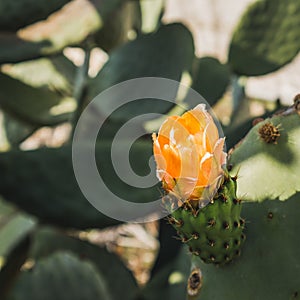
[152,104,226,204]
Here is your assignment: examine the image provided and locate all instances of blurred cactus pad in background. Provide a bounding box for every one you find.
[0,0,300,299]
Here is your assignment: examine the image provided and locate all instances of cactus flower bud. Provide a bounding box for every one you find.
[152,104,226,204]
[153,104,245,265]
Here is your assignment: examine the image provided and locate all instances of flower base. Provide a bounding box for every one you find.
[165,174,245,265]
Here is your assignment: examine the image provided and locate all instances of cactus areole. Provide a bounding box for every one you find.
[152,104,245,265]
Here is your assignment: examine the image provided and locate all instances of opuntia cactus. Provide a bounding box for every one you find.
[152,104,245,265]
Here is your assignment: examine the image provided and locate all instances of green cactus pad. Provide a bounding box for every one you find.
[0,0,123,64]
[0,141,159,229]
[95,2,141,52]
[143,193,300,300]
[229,113,300,202]
[88,23,194,122]
[1,112,36,149]
[29,228,138,300]
[191,57,230,106]
[0,72,75,126]
[0,0,71,31]
[6,252,109,300]
[192,194,300,299]
[2,55,76,96]
[0,55,76,130]
[228,0,300,76]
[0,214,34,258]
[166,175,245,265]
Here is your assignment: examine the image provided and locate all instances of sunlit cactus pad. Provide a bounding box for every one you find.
[229,113,300,202]
[229,0,300,76]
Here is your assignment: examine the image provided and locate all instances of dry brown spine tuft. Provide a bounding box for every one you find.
[258,122,280,144]
[293,94,300,111]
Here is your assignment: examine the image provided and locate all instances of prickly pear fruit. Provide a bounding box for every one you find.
[165,173,245,265]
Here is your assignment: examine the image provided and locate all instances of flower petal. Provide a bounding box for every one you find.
[152,105,226,201]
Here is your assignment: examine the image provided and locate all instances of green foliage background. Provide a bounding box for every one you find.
[0,0,300,299]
